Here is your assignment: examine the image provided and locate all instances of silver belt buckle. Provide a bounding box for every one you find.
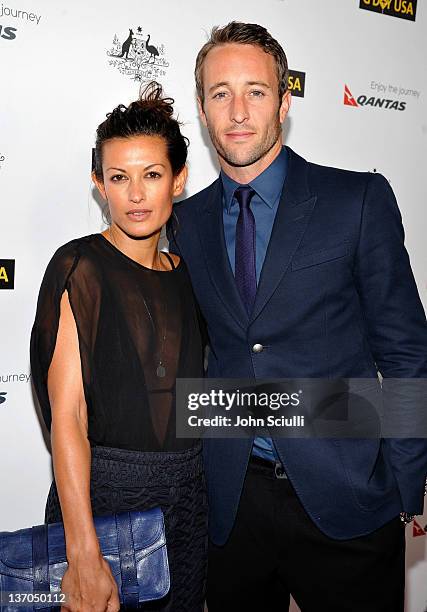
[274,460,286,479]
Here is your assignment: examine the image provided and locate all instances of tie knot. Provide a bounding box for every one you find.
[234,185,255,210]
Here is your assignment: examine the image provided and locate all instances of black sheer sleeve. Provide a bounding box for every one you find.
[30,239,101,432]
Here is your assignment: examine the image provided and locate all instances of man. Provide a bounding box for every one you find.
[168,22,427,611]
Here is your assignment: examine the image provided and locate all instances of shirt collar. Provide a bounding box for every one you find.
[221,146,288,212]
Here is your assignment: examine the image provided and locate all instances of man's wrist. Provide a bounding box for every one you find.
[400,476,427,524]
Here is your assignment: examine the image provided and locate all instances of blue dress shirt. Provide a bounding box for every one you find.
[221,146,288,463]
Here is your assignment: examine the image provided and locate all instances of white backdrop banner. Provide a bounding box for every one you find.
[1,1,426,610]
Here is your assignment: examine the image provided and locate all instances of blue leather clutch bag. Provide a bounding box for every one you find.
[0,507,169,610]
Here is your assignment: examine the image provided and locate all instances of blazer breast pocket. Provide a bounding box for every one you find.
[291,242,350,271]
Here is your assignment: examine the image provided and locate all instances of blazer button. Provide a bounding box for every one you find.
[252,343,264,353]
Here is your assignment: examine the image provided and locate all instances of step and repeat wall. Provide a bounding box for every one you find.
[1,0,426,609]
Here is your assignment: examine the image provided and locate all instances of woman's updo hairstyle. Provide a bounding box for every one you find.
[94,81,188,181]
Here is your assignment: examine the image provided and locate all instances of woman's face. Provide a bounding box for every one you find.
[93,134,186,239]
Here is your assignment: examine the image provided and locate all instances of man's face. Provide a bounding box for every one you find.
[198,43,291,169]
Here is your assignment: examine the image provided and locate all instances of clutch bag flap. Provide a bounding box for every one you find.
[0,507,169,608]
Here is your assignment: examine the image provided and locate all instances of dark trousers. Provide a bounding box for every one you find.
[207,456,405,612]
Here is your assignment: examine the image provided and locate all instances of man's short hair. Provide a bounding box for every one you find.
[195,21,289,106]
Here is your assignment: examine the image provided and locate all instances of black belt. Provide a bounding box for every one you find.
[249,455,287,479]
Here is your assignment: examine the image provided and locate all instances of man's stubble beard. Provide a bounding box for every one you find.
[206,114,282,169]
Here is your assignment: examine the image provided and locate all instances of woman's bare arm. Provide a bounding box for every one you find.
[48,290,119,612]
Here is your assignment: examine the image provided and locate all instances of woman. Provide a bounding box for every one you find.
[30,82,207,611]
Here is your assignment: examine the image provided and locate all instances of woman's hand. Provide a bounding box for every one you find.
[60,550,120,612]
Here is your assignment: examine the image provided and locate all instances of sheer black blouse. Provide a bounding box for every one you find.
[30,234,203,452]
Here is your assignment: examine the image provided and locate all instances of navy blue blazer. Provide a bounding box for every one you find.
[168,147,427,544]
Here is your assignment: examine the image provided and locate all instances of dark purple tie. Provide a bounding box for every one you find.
[234,185,257,314]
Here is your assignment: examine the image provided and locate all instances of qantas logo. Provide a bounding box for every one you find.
[344,84,406,111]
[344,85,358,107]
[412,519,426,537]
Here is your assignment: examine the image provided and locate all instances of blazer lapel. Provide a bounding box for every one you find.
[250,148,317,324]
[197,179,249,330]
